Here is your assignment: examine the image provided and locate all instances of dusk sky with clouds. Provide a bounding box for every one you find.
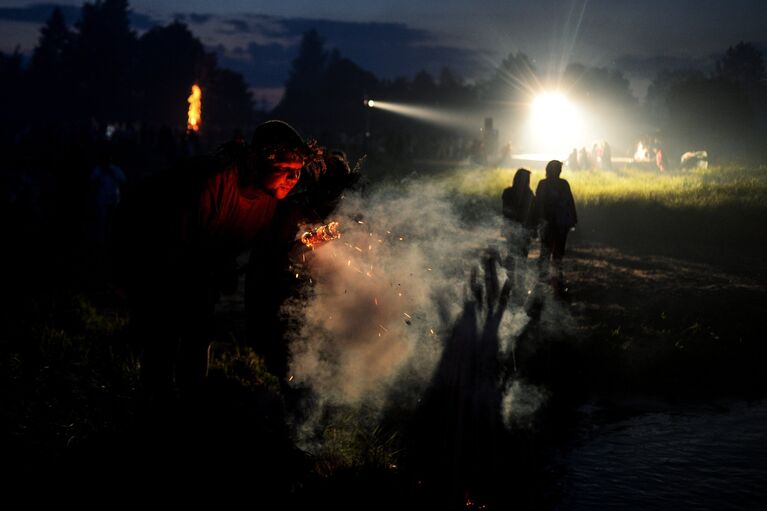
[1,0,765,106]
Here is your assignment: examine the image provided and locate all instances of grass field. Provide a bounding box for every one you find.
[440,164,767,209]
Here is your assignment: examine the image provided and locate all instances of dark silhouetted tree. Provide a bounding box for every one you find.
[564,63,637,108]
[438,67,472,105]
[205,65,255,131]
[72,0,137,122]
[645,68,706,124]
[0,49,24,124]
[716,42,765,89]
[318,49,378,135]
[480,52,538,103]
[136,21,206,127]
[28,7,75,120]
[29,7,73,80]
[667,76,753,156]
[411,70,437,103]
[273,30,328,128]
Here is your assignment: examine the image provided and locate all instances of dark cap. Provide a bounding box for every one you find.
[251,120,308,156]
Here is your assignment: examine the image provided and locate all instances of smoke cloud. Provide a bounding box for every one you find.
[282,173,573,444]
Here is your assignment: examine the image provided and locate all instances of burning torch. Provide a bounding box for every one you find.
[300,221,341,250]
[187,84,202,133]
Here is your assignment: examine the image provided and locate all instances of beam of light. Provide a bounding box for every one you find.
[552,0,590,86]
[187,84,202,132]
[365,99,478,131]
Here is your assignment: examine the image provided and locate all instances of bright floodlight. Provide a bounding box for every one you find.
[526,91,585,158]
[367,99,376,107]
[532,92,574,120]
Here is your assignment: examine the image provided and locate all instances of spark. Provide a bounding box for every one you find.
[378,324,389,332]
[288,375,294,382]
[403,312,412,319]
[354,246,363,253]
[374,297,379,306]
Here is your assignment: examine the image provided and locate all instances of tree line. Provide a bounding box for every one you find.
[1,0,765,161]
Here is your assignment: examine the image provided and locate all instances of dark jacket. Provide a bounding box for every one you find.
[534,178,577,229]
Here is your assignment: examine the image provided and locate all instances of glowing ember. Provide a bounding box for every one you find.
[187,84,202,132]
[301,221,341,249]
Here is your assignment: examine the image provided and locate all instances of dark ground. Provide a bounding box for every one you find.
[2,183,766,507]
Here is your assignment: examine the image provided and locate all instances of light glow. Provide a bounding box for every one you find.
[525,91,586,158]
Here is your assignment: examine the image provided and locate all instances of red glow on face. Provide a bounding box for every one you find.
[260,158,303,199]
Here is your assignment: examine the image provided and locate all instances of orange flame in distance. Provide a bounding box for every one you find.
[187,84,202,132]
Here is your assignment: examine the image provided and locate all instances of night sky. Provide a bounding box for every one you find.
[1,0,765,106]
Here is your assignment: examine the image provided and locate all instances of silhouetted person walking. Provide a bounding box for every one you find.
[534,160,577,293]
[501,168,535,299]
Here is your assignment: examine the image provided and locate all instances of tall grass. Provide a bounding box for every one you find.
[440,164,767,209]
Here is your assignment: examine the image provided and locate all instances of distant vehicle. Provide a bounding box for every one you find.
[680,150,709,169]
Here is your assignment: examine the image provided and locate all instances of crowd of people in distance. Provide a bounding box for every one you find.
[566,140,612,171]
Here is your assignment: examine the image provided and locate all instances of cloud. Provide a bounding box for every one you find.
[221,18,249,34]
[0,2,158,30]
[0,3,80,24]
[206,14,483,94]
[188,13,212,25]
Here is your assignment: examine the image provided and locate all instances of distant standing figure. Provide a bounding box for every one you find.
[567,148,579,171]
[578,147,590,170]
[502,168,535,298]
[89,147,126,245]
[655,147,666,172]
[602,141,613,171]
[535,160,577,292]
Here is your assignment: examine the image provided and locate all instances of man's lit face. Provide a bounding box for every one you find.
[259,152,304,199]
